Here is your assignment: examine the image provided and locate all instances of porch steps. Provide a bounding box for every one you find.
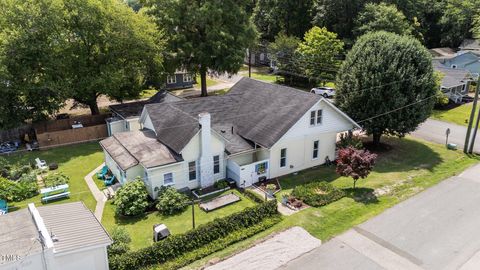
[36,174,45,188]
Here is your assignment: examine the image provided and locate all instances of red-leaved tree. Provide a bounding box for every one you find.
[336,147,377,189]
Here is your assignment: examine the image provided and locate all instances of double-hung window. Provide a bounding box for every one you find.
[310,110,323,126]
[313,140,319,159]
[163,173,174,186]
[188,161,196,181]
[310,111,316,126]
[213,155,220,174]
[280,148,287,168]
[183,73,192,82]
[167,75,176,84]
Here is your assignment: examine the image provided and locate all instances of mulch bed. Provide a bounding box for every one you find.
[255,178,281,193]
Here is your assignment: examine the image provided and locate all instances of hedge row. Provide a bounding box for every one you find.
[291,181,345,207]
[243,189,266,203]
[110,199,278,270]
[153,216,282,270]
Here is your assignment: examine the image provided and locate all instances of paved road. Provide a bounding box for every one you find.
[412,119,480,154]
[278,164,480,270]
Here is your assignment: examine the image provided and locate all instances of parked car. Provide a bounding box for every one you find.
[310,87,335,98]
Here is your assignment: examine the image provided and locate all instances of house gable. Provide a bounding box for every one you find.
[272,99,359,146]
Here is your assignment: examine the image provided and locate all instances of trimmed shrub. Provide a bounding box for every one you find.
[110,200,278,270]
[214,179,229,189]
[44,173,69,187]
[0,177,38,202]
[243,189,265,203]
[156,186,190,215]
[144,216,282,270]
[336,133,363,150]
[291,181,345,207]
[114,178,149,216]
[108,227,131,257]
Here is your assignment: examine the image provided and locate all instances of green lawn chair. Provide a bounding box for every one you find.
[104,175,116,186]
[0,199,8,215]
[97,165,108,180]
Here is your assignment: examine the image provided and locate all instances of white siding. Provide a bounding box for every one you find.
[142,113,155,132]
[126,118,141,132]
[108,120,126,136]
[51,247,109,270]
[144,132,226,198]
[228,153,254,166]
[268,100,355,178]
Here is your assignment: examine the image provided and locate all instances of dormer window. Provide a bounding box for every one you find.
[310,109,323,126]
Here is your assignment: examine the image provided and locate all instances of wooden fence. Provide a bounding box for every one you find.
[0,124,33,143]
[36,124,108,149]
[34,114,109,149]
[34,114,109,134]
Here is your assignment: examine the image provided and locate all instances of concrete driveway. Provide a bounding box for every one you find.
[279,164,480,270]
[412,119,480,154]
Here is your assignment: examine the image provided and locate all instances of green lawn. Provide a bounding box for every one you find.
[431,103,477,126]
[4,142,103,212]
[102,189,257,250]
[183,136,479,270]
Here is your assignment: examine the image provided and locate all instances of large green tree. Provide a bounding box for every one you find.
[146,0,256,97]
[0,0,165,122]
[336,32,436,146]
[0,0,68,128]
[268,33,301,79]
[252,0,314,41]
[439,0,480,47]
[354,3,414,38]
[296,26,343,85]
[62,0,165,114]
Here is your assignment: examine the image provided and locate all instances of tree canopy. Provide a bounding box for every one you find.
[296,27,343,85]
[0,0,165,125]
[354,3,414,38]
[439,0,480,47]
[335,32,437,145]
[145,0,256,96]
[253,0,314,41]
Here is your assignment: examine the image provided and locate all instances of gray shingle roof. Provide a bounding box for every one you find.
[110,91,182,119]
[37,202,111,254]
[145,78,320,154]
[100,130,182,170]
[433,61,472,88]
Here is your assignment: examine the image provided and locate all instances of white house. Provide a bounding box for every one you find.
[0,202,111,270]
[100,78,359,199]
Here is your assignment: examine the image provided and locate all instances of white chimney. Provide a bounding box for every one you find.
[199,112,214,188]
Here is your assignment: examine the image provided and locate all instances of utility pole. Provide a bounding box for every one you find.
[464,77,480,153]
[468,100,480,153]
[248,48,252,78]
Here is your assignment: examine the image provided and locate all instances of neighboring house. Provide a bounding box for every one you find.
[244,45,273,67]
[107,91,182,136]
[0,202,111,270]
[433,60,474,103]
[435,51,480,78]
[429,47,456,59]
[100,78,359,199]
[459,39,480,54]
[165,70,196,90]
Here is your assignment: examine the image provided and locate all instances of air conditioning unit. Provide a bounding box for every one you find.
[153,224,171,242]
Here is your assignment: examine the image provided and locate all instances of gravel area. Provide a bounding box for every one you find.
[204,226,321,270]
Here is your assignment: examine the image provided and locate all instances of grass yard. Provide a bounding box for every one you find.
[102,189,257,250]
[3,142,103,212]
[183,136,479,269]
[431,103,477,126]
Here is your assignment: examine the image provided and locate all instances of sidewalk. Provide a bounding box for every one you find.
[84,163,107,221]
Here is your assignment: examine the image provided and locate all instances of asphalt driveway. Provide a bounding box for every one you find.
[279,164,480,270]
[412,119,480,154]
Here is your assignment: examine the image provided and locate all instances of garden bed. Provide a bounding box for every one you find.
[290,181,345,207]
[192,179,234,199]
[253,178,281,196]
